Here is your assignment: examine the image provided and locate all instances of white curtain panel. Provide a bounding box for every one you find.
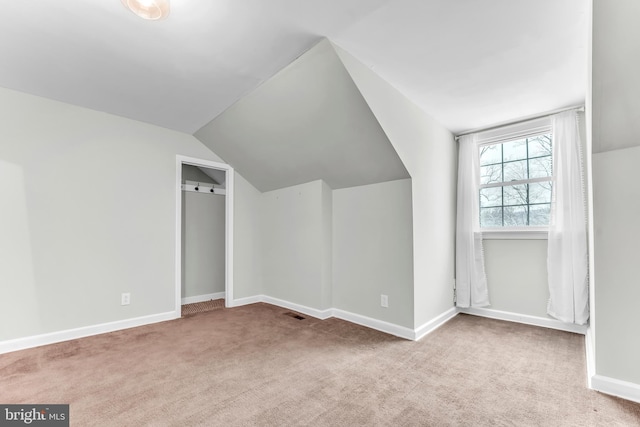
[456,134,490,308]
[547,111,589,324]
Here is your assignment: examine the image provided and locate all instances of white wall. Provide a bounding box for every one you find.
[335,44,457,329]
[320,181,333,310]
[232,172,263,299]
[0,87,226,341]
[333,179,414,328]
[593,147,640,385]
[481,112,587,320]
[592,1,640,153]
[257,178,414,327]
[182,192,226,298]
[0,158,40,337]
[261,180,331,310]
[483,240,549,318]
[591,0,640,387]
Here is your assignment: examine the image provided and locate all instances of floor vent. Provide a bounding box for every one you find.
[283,312,305,320]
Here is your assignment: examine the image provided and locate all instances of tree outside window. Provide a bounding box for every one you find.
[479,133,552,228]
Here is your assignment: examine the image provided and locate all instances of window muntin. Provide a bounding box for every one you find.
[479,133,552,228]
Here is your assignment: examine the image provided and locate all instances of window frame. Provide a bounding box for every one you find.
[475,118,552,240]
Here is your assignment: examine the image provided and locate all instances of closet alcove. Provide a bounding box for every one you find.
[181,164,227,309]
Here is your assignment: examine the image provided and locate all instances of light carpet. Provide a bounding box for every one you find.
[1,303,639,426]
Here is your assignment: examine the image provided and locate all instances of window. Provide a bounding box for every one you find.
[479,132,552,228]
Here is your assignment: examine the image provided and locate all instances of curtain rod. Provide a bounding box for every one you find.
[455,105,585,140]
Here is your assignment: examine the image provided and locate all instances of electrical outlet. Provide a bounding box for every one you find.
[121,293,131,306]
[381,294,389,308]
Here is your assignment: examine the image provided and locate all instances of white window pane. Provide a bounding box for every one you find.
[529,182,552,204]
[504,160,527,182]
[528,134,552,157]
[478,132,554,229]
[529,156,552,179]
[503,139,527,162]
[503,184,527,206]
[481,164,503,185]
[480,187,502,208]
[480,144,501,166]
[504,206,528,226]
[530,204,551,226]
[481,207,502,227]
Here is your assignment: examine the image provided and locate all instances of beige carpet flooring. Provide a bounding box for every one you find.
[1,303,639,426]
[181,299,225,317]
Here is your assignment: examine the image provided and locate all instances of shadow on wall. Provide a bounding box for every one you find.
[0,159,41,340]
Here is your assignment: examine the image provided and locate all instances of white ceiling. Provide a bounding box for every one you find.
[333,0,588,133]
[0,0,587,135]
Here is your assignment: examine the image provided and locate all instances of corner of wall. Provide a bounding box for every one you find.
[332,44,457,330]
[321,180,333,310]
[231,171,263,300]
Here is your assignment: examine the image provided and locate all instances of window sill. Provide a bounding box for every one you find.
[481,228,548,240]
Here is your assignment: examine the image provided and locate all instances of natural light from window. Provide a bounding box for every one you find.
[479,133,552,228]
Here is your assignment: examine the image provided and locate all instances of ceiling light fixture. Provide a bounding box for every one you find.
[121,0,170,21]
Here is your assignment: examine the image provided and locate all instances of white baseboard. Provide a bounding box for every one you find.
[0,295,459,354]
[229,294,431,340]
[457,307,587,335]
[181,292,225,305]
[261,295,333,320]
[458,309,640,404]
[332,308,415,340]
[591,375,640,404]
[227,295,262,307]
[0,311,178,355]
[414,307,459,341]
[586,326,640,403]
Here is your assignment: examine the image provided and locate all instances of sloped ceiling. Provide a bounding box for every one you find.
[0,1,587,135]
[0,0,388,134]
[182,165,226,187]
[195,39,409,192]
[332,0,588,133]
[592,0,640,153]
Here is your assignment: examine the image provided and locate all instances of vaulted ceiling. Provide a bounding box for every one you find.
[0,0,587,136]
[0,1,587,191]
[195,39,409,192]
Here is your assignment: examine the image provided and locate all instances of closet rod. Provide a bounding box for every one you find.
[182,183,226,195]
